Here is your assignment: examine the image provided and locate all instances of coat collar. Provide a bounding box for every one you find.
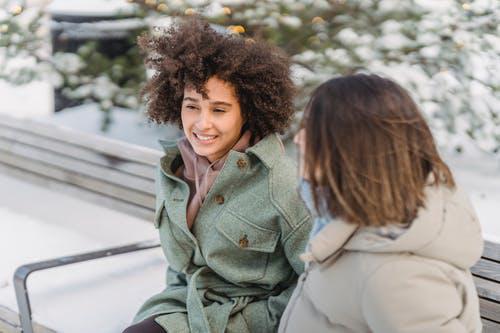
[307,220,358,263]
[246,133,285,169]
[305,184,447,263]
[305,184,483,270]
[158,138,181,157]
[157,133,285,175]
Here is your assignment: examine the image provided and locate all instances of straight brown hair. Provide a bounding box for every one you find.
[303,74,455,227]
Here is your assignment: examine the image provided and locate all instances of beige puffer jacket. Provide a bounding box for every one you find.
[279,184,483,333]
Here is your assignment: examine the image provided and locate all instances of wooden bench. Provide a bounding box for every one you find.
[0,114,164,333]
[0,114,499,332]
[0,114,163,221]
[472,240,500,332]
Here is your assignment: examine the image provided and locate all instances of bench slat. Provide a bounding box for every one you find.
[0,151,155,209]
[0,137,155,195]
[474,276,500,302]
[482,317,500,333]
[0,124,158,179]
[472,258,500,283]
[0,115,162,165]
[483,241,500,262]
[0,162,155,221]
[479,298,500,323]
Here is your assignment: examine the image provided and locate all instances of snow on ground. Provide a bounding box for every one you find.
[442,144,500,243]
[0,80,53,118]
[0,174,166,333]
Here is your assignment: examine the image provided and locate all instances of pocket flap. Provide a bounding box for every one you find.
[216,211,280,253]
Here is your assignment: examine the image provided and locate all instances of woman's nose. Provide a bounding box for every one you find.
[294,129,304,145]
[196,110,212,129]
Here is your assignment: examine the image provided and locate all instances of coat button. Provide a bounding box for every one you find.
[239,234,249,248]
[214,194,225,205]
[236,158,247,169]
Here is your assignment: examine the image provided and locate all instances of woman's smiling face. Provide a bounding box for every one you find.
[181,76,245,162]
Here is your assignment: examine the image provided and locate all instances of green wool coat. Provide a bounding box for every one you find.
[133,133,312,333]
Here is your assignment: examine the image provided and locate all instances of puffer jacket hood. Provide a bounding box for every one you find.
[308,184,484,270]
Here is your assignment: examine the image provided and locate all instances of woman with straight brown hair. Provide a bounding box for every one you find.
[278,74,483,333]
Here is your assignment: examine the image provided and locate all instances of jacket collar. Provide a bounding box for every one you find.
[307,220,358,263]
[246,133,285,169]
[306,184,446,263]
[306,184,483,270]
[158,139,181,157]
[157,139,181,180]
[158,133,285,175]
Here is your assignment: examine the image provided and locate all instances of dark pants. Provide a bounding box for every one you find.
[122,317,166,333]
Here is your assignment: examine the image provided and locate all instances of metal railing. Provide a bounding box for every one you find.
[13,239,161,333]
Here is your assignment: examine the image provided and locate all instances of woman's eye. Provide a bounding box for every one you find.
[185,105,199,110]
[214,108,226,113]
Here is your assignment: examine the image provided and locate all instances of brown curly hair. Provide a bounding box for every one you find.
[138,17,296,139]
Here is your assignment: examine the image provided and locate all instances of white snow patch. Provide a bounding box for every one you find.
[441,141,500,243]
[336,28,359,45]
[279,15,302,28]
[376,33,413,50]
[415,0,455,12]
[0,174,166,333]
[46,103,182,149]
[0,80,53,117]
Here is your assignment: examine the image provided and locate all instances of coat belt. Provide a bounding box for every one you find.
[186,266,272,333]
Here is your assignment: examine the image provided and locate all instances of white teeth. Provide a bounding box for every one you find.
[195,133,216,141]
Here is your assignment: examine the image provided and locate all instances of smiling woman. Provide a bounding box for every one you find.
[122,17,312,333]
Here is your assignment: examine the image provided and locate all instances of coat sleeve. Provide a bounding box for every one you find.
[242,215,312,332]
[361,259,476,333]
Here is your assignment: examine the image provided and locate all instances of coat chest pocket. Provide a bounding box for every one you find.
[207,210,281,283]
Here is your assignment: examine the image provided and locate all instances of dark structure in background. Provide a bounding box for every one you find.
[49,9,146,111]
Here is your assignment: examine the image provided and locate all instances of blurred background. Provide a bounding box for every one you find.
[0,1,499,332]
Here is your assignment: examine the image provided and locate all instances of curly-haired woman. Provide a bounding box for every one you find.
[122,17,311,333]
